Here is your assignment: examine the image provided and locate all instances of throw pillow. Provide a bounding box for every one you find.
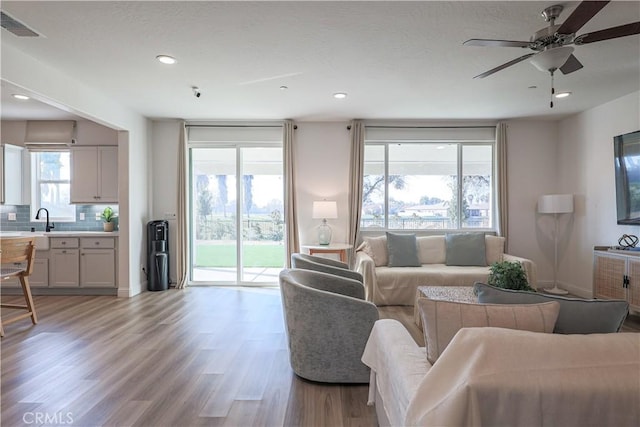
[386,232,421,267]
[358,235,388,267]
[484,235,505,265]
[418,297,560,363]
[416,235,446,264]
[445,233,487,266]
[473,282,630,334]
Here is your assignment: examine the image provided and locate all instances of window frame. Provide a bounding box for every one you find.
[361,140,496,232]
[30,150,76,222]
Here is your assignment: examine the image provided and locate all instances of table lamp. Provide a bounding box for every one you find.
[538,194,574,295]
[312,201,338,245]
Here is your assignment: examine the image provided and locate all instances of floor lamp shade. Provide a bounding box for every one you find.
[312,201,338,245]
[538,194,573,295]
[538,194,574,214]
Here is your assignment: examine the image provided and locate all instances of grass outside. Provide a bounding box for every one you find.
[195,243,284,267]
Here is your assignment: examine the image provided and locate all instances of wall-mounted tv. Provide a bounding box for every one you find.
[614,130,640,225]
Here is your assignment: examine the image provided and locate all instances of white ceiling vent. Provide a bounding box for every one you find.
[1,11,40,37]
[25,120,76,150]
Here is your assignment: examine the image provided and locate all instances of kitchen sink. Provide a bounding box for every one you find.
[0,232,49,250]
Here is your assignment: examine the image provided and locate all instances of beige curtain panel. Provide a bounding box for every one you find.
[284,120,299,267]
[496,122,508,252]
[175,122,189,289]
[348,120,365,264]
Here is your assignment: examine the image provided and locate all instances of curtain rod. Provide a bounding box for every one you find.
[187,124,297,129]
[346,125,495,130]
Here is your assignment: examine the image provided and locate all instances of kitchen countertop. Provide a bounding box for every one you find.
[0,231,119,238]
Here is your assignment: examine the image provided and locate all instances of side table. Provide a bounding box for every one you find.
[301,243,352,263]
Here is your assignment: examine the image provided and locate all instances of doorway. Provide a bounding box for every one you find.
[189,145,284,285]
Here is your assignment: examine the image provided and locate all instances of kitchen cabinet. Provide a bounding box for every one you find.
[1,256,48,288]
[1,143,26,205]
[80,238,116,287]
[50,238,80,287]
[71,146,118,203]
[593,249,640,311]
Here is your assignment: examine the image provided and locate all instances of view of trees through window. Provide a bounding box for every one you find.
[31,151,76,221]
[362,143,493,230]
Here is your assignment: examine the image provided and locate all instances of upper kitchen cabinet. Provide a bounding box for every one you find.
[1,143,28,205]
[71,146,118,203]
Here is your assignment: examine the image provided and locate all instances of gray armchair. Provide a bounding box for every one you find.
[279,268,379,383]
[291,253,363,282]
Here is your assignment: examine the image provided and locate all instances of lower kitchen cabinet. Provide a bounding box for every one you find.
[50,248,80,287]
[80,248,115,287]
[0,256,48,288]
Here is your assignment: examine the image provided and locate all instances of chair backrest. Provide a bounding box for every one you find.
[281,268,365,300]
[291,253,363,283]
[1,237,36,278]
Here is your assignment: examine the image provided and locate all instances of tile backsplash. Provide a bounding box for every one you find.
[0,205,118,232]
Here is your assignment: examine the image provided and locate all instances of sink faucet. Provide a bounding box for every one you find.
[35,208,55,232]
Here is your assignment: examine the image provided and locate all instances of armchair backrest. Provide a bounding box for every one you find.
[291,253,363,283]
[280,268,365,300]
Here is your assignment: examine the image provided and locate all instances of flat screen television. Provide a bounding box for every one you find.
[614,130,640,225]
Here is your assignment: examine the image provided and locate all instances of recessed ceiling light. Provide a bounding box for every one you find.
[333,92,347,99]
[156,55,177,65]
[555,91,572,99]
[12,94,29,100]
[280,85,288,90]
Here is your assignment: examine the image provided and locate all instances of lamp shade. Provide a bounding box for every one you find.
[538,194,574,214]
[530,46,574,72]
[312,201,338,219]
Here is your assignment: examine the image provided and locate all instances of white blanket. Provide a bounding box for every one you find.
[405,327,640,426]
[361,320,430,426]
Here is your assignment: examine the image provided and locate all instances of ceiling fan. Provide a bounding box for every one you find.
[463,1,640,106]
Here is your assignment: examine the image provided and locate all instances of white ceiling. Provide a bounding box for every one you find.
[1,1,639,122]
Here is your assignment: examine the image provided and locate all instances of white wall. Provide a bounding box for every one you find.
[503,120,559,288]
[2,44,150,297]
[557,92,640,297]
[149,119,562,276]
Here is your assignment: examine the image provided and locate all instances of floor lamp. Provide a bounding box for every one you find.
[538,194,574,295]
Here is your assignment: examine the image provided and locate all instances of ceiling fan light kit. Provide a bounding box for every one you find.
[529,46,574,73]
[463,1,640,107]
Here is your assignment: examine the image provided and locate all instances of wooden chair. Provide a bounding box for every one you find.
[1,237,38,337]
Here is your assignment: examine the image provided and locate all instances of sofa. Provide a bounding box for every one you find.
[362,319,640,426]
[354,233,537,305]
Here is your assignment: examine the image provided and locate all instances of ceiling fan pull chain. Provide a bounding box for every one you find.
[549,70,555,108]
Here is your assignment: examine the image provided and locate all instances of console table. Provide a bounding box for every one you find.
[301,243,352,263]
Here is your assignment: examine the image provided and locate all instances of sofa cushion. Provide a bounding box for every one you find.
[473,282,630,334]
[386,233,421,267]
[418,298,560,363]
[445,233,487,266]
[417,236,446,264]
[359,235,388,267]
[484,235,505,264]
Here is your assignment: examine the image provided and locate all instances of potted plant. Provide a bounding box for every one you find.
[487,261,534,292]
[101,206,116,232]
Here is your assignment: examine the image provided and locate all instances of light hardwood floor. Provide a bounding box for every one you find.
[1,287,419,427]
[1,287,638,427]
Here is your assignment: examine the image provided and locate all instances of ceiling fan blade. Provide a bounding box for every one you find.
[575,21,640,44]
[559,54,584,74]
[473,53,536,79]
[557,1,609,35]
[463,38,531,48]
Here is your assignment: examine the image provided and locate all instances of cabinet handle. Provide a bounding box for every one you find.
[62,250,67,254]
[95,242,100,245]
[62,241,67,245]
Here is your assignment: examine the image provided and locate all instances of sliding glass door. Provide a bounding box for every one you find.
[190,145,284,285]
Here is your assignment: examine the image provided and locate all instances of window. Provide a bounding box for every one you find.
[31,151,76,221]
[361,140,494,231]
